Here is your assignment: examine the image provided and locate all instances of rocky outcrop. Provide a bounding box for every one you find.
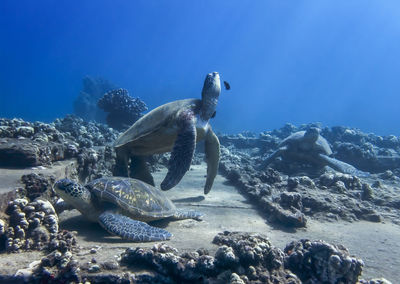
[284,239,364,283]
[0,138,66,167]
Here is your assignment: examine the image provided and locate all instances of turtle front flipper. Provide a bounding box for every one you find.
[161,110,196,191]
[319,154,370,177]
[130,156,155,186]
[98,211,172,242]
[259,147,286,169]
[204,127,220,194]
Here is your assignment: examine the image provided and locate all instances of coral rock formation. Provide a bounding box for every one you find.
[4,198,59,252]
[284,239,364,283]
[98,88,148,131]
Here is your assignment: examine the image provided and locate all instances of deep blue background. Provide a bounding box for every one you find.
[1,1,400,135]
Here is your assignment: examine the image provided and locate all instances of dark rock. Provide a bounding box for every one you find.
[0,138,65,167]
[260,198,307,227]
[279,192,303,210]
[21,173,55,201]
[361,183,374,201]
[259,168,282,184]
[101,261,120,271]
[82,274,131,284]
[363,213,382,223]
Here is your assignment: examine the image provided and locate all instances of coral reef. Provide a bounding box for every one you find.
[76,146,115,183]
[0,117,118,183]
[73,76,117,122]
[120,232,301,283]
[0,116,118,168]
[0,118,398,282]
[98,88,148,131]
[0,118,68,167]
[53,115,119,148]
[118,231,376,283]
[220,147,387,225]
[284,239,364,283]
[213,231,300,283]
[218,123,400,227]
[219,149,307,228]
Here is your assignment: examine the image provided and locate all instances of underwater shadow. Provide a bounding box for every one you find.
[172,195,205,203]
[268,221,299,233]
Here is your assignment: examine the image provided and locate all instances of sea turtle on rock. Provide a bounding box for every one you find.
[114,72,221,194]
[54,177,203,242]
[261,127,370,177]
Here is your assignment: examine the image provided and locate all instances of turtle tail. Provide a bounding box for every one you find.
[173,209,204,221]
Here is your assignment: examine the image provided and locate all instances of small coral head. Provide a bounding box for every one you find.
[201,72,221,121]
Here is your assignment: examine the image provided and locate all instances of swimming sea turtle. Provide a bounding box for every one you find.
[262,127,369,177]
[54,177,203,242]
[114,72,221,194]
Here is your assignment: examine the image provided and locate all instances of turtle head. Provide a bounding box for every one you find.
[304,127,320,143]
[54,179,92,211]
[200,72,221,121]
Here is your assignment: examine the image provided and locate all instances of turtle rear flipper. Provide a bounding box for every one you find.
[319,154,370,177]
[98,211,172,242]
[129,156,155,186]
[173,209,204,221]
[161,110,196,191]
[204,128,220,194]
[114,147,130,177]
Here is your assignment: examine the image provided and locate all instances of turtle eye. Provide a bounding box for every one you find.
[55,179,70,191]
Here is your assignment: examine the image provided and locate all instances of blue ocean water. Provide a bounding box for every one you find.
[1,1,400,135]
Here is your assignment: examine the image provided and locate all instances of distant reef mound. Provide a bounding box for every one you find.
[73,76,117,123]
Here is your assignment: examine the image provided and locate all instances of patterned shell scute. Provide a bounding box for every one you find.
[87,177,176,217]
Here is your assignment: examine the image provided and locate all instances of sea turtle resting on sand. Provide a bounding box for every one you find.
[114,72,221,194]
[54,177,203,242]
[261,127,370,177]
